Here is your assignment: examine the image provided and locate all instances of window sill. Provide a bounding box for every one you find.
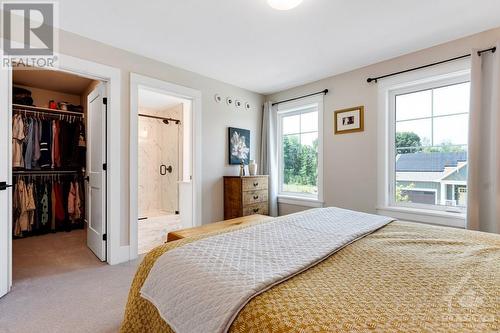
[377,206,466,228]
[278,195,324,208]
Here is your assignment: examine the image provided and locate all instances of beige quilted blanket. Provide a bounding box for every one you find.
[121,217,500,333]
[140,208,393,333]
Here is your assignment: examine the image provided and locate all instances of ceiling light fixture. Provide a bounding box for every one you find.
[267,0,303,11]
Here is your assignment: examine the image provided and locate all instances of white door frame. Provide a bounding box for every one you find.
[129,73,202,260]
[0,51,125,296]
[0,67,12,298]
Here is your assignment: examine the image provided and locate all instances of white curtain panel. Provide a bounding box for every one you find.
[467,42,500,233]
[260,101,278,217]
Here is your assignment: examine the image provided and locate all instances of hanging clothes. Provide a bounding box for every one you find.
[68,181,82,222]
[51,120,62,168]
[39,119,52,168]
[12,114,25,168]
[32,118,41,168]
[12,175,85,238]
[12,114,86,170]
[24,118,34,169]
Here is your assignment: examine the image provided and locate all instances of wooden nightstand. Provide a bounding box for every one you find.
[223,175,269,220]
[166,214,273,242]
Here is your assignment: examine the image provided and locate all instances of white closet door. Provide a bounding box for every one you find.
[86,84,107,261]
[0,68,12,298]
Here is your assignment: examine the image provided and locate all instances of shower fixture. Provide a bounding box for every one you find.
[138,113,181,125]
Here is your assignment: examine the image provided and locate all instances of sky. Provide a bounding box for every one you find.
[396,82,470,147]
[283,110,318,146]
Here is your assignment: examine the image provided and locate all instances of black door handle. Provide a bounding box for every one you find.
[160,165,173,175]
[84,176,90,182]
[160,165,167,175]
[0,181,13,191]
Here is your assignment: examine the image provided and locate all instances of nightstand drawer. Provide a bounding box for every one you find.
[243,190,268,205]
[243,202,269,216]
[242,177,268,191]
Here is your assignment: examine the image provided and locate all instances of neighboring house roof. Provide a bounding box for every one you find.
[396,172,443,182]
[441,164,468,182]
[396,151,467,172]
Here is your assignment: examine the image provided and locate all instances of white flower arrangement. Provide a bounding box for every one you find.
[231,131,250,161]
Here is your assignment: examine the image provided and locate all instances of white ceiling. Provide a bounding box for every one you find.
[58,0,500,94]
[138,88,184,112]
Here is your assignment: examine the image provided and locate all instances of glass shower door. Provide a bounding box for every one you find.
[138,116,179,219]
[159,121,179,215]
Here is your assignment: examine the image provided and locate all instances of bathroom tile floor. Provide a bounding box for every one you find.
[138,214,182,254]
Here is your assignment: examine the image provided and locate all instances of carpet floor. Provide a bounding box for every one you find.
[0,230,142,333]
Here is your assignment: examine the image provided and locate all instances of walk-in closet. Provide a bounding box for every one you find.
[10,67,106,282]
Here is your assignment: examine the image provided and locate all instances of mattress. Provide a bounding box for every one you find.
[121,218,500,333]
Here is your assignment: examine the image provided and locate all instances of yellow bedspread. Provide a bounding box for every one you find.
[121,221,500,333]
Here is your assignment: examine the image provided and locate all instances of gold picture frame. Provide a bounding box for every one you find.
[334,106,364,135]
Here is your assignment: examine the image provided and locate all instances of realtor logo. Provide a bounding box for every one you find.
[1,2,58,68]
[442,272,495,329]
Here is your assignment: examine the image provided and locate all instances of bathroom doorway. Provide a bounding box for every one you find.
[129,74,202,259]
[137,88,187,254]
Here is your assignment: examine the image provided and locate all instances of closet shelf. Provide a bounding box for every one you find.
[12,104,84,118]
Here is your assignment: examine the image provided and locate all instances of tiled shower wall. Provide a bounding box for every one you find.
[138,105,182,218]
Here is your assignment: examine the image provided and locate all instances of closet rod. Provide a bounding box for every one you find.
[13,104,84,118]
[138,113,181,124]
[366,46,496,83]
[13,170,81,175]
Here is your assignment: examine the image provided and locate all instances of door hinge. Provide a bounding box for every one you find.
[103,163,107,171]
[103,234,107,241]
[103,97,108,105]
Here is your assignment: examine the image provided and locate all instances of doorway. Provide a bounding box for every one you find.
[137,89,186,253]
[129,74,202,259]
[9,67,107,282]
[1,55,123,299]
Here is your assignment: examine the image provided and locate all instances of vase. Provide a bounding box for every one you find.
[248,160,258,176]
[239,161,246,176]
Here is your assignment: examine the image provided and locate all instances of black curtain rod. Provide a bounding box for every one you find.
[272,89,328,106]
[367,46,496,83]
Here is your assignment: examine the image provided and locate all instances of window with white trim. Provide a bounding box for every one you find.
[390,75,470,213]
[277,97,323,200]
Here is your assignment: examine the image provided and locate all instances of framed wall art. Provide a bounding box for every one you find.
[334,106,364,134]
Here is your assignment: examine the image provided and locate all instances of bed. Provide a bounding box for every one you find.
[121,208,500,333]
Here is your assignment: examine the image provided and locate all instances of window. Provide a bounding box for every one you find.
[277,97,323,200]
[391,76,470,212]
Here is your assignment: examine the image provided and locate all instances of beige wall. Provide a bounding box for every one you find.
[55,30,264,245]
[13,84,81,107]
[268,27,500,216]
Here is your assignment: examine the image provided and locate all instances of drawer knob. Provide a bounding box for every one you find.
[253,182,259,187]
[253,208,260,213]
[253,195,259,200]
